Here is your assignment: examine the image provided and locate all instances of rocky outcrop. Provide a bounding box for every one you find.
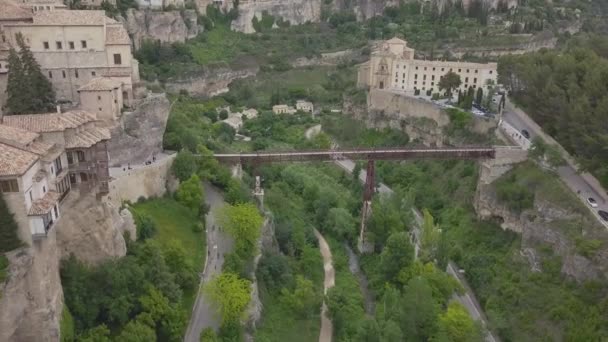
[475,163,608,282]
[231,0,321,33]
[291,48,368,68]
[123,8,199,50]
[0,234,63,342]
[107,93,171,166]
[56,192,127,265]
[163,65,258,97]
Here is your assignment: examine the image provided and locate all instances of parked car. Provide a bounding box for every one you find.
[599,210,608,222]
[587,197,598,208]
[521,129,530,139]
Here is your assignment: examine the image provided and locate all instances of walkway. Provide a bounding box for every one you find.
[109,151,173,178]
[184,185,234,342]
[314,229,335,342]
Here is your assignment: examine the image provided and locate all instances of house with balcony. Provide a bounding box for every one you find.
[0,124,69,241]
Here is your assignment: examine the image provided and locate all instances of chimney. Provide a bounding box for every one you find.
[56,105,61,114]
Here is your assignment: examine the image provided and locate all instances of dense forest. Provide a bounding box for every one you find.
[498,35,608,187]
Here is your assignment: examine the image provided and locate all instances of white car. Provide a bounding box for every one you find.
[587,197,598,208]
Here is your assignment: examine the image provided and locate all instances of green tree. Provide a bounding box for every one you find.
[162,239,196,290]
[77,325,111,342]
[438,71,462,98]
[382,320,403,342]
[355,318,381,342]
[176,174,203,213]
[7,33,55,114]
[420,209,441,263]
[0,194,22,253]
[139,287,186,342]
[475,87,483,105]
[437,302,483,342]
[172,149,198,182]
[115,319,156,342]
[203,272,251,324]
[200,328,219,342]
[279,275,320,318]
[380,232,414,284]
[325,207,357,241]
[400,277,440,341]
[217,203,263,258]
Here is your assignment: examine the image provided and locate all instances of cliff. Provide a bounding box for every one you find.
[163,65,258,97]
[122,9,199,50]
[231,0,321,33]
[106,93,171,167]
[475,162,608,282]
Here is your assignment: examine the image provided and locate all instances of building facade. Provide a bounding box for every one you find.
[358,38,497,96]
[0,4,139,112]
[78,77,124,122]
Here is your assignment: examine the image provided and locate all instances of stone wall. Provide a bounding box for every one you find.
[106,93,171,166]
[163,66,258,97]
[231,0,322,33]
[104,153,177,208]
[122,9,199,50]
[0,233,63,342]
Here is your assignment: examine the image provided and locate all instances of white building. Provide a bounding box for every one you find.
[296,100,313,113]
[358,37,497,96]
[272,104,296,115]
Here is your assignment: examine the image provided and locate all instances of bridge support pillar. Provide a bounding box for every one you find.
[231,163,243,179]
[253,175,264,210]
[357,160,375,254]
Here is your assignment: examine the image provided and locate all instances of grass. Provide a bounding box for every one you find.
[60,305,75,342]
[130,198,206,311]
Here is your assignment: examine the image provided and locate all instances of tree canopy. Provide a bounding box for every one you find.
[0,194,22,253]
[438,71,462,97]
[217,203,263,259]
[203,272,252,324]
[176,174,203,214]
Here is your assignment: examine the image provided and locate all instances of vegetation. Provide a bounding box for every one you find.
[5,33,55,115]
[60,307,75,342]
[216,203,263,260]
[203,272,252,324]
[438,71,461,97]
[498,38,608,186]
[176,174,204,214]
[0,194,22,253]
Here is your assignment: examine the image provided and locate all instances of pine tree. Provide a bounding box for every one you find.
[5,48,28,115]
[476,87,483,105]
[0,194,22,253]
[8,33,56,114]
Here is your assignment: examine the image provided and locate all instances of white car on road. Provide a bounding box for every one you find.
[587,197,599,208]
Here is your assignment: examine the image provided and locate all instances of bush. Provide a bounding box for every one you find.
[495,174,535,213]
[135,214,158,241]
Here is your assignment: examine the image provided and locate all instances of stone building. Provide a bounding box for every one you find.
[0,4,139,112]
[296,100,313,113]
[78,77,124,122]
[2,110,111,198]
[21,0,67,11]
[0,123,68,243]
[358,37,497,96]
[135,0,184,9]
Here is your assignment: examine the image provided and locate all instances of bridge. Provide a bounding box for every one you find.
[210,146,498,252]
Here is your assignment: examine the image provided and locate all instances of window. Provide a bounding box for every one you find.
[414,74,418,79]
[56,41,62,50]
[69,41,74,50]
[99,107,102,111]
[489,71,493,74]
[113,54,122,65]
[69,173,76,184]
[29,191,33,202]
[431,82,434,86]
[415,66,418,70]
[433,67,436,71]
[402,73,405,78]
[467,69,470,73]
[48,71,52,79]
[414,81,417,85]
[43,41,49,50]
[77,150,85,162]
[1,35,5,43]
[441,68,444,71]
[80,173,88,182]
[62,70,66,78]
[431,75,435,80]
[54,157,63,174]
[81,40,87,48]
[97,95,101,101]
[0,179,19,193]
[424,67,427,71]
[75,69,79,78]
[53,205,58,218]
[423,75,426,80]
[91,71,96,76]
[67,152,73,165]
[465,77,469,83]
[458,69,461,72]
[475,70,478,74]
[473,78,477,83]
[51,166,54,175]
[42,186,46,193]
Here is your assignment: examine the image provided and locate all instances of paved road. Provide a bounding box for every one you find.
[314,229,335,342]
[184,185,234,342]
[502,103,608,227]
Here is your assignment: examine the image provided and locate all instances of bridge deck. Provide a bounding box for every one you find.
[212,147,496,164]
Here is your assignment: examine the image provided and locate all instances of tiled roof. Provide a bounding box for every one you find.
[28,190,60,216]
[0,142,38,177]
[0,124,39,146]
[78,77,122,92]
[106,25,130,45]
[32,10,109,26]
[2,110,97,132]
[65,127,110,149]
[0,0,33,21]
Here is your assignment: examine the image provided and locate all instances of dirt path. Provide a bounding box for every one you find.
[314,229,334,342]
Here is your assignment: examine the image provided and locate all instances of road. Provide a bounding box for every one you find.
[502,102,608,227]
[314,229,335,342]
[184,185,234,342]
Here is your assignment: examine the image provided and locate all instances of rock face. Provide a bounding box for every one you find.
[163,65,258,97]
[0,236,63,342]
[231,0,322,33]
[475,163,608,282]
[106,93,171,166]
[123,9,199,50]
[56,192,127,265]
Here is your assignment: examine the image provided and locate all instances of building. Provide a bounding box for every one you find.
[79,0,116,7]
[222,116,242,130]
[21,0,67,12]
[357,37,497,96]
[2,110,111,197]
[272,104,296,115]
[295,100,313,113]
[135,0,183,9]
[0,123,68,242]
[78,77,124,122]
[0,4,139,111]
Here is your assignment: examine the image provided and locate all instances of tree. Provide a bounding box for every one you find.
[280,275,320,318]
[176,174,203,213]
[116,319,156,342]
[135,213,157,241]
[438,71,461,98]
[437,302,483,342]
[203,272,251,324]
[382,320,403,342]
[325,207,357,241]
[380,232,414,283]
[139,287,186,342]
[162,239,196,290]
[6,33,55,114]
[0,194,22,253]
[257,252,293,292]
[355,318,381,342]
[200,328,219,342]
[172,149,198,182]
[400,277,440,341]
[217,203,263,258]
[475,87,483,105]
[420,209,441,263]
[77,325,111,342]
